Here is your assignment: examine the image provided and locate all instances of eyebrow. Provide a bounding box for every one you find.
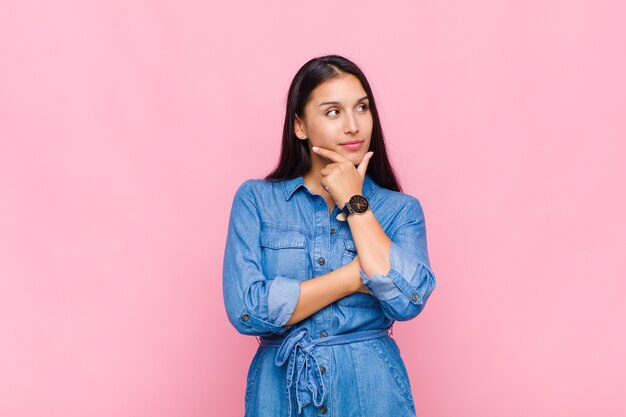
[318,96,369,107]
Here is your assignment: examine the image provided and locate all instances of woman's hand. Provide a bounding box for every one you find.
[312,146,374,209]
[350,255,371,294]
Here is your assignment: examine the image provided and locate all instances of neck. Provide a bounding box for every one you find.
[304,152,332,198]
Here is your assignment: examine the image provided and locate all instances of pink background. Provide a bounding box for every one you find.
[1,1,625,416]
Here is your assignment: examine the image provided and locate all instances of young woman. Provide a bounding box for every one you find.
[222,55,437,417]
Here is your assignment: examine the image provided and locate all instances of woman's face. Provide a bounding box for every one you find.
[295,73,373,167]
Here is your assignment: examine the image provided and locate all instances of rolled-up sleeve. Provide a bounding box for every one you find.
[360,197,436,321]
[222,180,301,336]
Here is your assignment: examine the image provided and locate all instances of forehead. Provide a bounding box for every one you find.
[308,74,367,103]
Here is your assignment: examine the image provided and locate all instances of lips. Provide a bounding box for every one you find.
[339,140,364,151]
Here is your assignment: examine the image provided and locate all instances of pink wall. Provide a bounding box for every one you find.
[1,1,625,416]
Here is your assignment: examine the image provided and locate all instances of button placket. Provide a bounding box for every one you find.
[311,194,333,396]
[313,196,330,331]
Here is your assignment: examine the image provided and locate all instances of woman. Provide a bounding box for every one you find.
[222,55,437,417]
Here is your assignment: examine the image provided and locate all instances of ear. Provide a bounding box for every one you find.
[294,115,307,140]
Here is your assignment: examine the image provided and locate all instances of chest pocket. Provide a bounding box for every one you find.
[338,239,380,308]
[342,238,358,263]
[260,225,309,281]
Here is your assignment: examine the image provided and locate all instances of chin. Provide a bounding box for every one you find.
[348,154,363,166]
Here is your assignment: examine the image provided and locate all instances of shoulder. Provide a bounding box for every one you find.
[234,178,282,194]
[232,178,285,204]
[374,186,424,214]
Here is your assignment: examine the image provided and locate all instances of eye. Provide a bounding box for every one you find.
[326,108,339,117]
[357,104,369,112]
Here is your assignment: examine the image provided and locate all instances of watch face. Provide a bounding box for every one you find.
[349,195,369,213]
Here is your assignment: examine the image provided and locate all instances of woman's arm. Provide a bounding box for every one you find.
[284,257,363,326]
[310,146,436,322]
[349,197,437,321]
[223,180,366,336]
[347,209,392,277]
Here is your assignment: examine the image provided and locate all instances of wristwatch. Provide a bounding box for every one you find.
[341,194,370,217]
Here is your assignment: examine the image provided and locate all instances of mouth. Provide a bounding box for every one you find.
[339,140,364,151]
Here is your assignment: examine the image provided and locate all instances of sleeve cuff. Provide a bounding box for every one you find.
[360,241,424,304]
[267,275,301,326]
[360,267,403,301]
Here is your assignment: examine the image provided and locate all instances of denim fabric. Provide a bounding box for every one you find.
[222,173,436,417]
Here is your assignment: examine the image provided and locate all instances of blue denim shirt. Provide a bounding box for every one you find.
[222,173,436,416]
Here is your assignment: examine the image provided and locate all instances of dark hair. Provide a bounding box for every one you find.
[264,54,402,192]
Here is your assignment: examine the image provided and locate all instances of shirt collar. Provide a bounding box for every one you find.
[282,172,379,201]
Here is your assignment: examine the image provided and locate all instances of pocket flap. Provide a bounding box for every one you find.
[343,239,357,252]
[260,227,307,249]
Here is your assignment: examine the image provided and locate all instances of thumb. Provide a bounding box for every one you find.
[357,151,374,176]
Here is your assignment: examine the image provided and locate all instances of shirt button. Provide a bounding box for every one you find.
[320,330,328,338]
[330,228,336,234]
[320,366,326,374]
[411,293,419,301]
[241,314,249,321]
[320,405,328,414]
[318,257,325,265]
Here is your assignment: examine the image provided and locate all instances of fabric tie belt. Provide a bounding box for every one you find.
[259,327,390,417]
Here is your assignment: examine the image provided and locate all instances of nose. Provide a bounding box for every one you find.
[344,112,359,134]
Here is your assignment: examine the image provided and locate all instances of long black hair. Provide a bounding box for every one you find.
[264,54,402,193]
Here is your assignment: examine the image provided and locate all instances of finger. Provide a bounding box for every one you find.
[312,146,349,163]
[357,151,374,176]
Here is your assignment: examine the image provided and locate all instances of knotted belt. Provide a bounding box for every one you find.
[259,327,390,417]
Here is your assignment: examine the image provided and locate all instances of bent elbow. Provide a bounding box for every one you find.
[225,299,294,337]
[223,276,299,337]
[381,268,436,322]
[390,301,427,322]
[224,307,264,336]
